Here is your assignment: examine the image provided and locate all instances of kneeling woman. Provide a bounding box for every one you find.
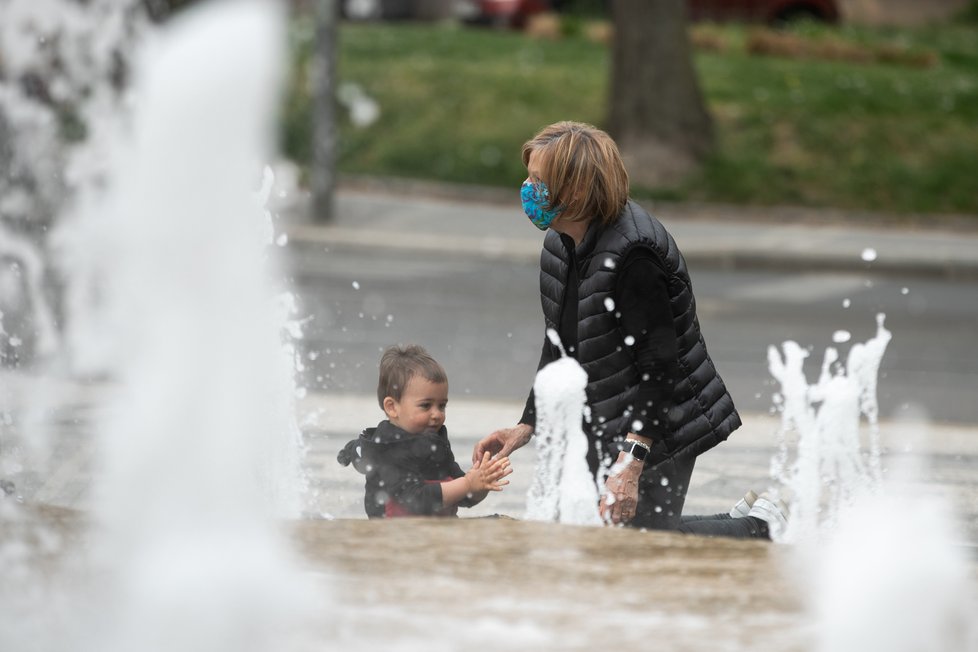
[475,121,783,538]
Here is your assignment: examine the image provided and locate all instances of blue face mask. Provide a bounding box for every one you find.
[521,180,562,231]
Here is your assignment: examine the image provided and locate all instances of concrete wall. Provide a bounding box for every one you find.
[839,0,971,25]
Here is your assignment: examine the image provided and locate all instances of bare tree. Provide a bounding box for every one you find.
[608,0,714,187]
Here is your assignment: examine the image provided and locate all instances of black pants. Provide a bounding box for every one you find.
[631,453,770,539]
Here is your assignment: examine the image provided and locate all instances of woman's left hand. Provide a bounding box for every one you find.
[599,455,643,525]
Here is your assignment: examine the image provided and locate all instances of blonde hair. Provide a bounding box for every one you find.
[377,344,447,408]
[521,121,629,226]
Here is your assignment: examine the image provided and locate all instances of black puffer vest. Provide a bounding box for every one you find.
[539,199,740,461]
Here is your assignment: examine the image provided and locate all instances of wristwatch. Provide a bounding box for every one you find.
[624,439,651,463]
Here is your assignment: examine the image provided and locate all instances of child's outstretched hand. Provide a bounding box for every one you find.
[466,451,512,493]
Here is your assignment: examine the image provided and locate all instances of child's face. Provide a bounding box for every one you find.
[384,375,448,435]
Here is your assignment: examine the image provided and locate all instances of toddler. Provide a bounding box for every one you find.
[337,345,511,518]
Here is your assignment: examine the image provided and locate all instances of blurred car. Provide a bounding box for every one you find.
[459,0,840,28]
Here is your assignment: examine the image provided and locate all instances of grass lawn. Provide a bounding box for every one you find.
[282,18,978,217]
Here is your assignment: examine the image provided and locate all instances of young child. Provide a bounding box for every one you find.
[337,344,512,518]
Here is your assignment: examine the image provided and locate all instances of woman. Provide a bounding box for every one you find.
[473,121,783,538]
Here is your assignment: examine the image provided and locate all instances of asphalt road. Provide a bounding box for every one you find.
[285,241,978,427]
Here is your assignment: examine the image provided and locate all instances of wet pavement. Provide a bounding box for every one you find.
[294,517,809,651]
[3,502,809,650]
[7,499,976,651]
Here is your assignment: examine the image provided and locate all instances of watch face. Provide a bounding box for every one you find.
[629,442,648,461]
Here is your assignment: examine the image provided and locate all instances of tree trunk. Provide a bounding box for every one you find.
[310,0,338,222]
[608,0,714,188]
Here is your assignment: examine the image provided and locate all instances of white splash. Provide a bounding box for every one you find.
[0,0,143,221]
[812,486,978,652]
[44,2,320,650]
[767,314,891,542]
[1,0,151,371]
[525,352,601,526]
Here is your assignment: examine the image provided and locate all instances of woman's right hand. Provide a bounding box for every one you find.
[473,423,533,464]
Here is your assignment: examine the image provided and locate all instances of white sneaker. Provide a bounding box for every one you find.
[729,489,759,518]
[748,492,790,534]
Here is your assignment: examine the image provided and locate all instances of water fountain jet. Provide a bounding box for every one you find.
[525,352,601,525]
[3,2,323,650]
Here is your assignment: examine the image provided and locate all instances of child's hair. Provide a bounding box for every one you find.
[521,121,629,227]
[377,344,448,408]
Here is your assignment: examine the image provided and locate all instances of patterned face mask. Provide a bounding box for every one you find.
[521,180,562,230]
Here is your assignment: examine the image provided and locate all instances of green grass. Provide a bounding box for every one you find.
[282,19,978,216]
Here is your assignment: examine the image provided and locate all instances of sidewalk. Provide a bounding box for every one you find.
[280,180,978,278]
